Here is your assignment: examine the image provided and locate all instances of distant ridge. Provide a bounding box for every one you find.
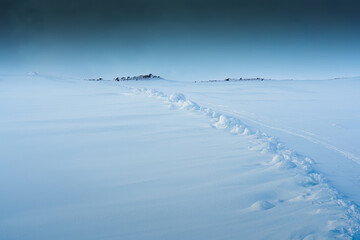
[86,73,162,82]
[194,77,269,83]
[115,73,162,81]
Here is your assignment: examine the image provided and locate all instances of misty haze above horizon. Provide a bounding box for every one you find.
[1,0,360,81]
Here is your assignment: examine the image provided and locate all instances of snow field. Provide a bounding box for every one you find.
[128,85,360,238]
[1,76,360,239]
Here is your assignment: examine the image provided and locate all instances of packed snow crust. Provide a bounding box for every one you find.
[121,78,360,202]
[1,75,360,239]
[124,85,360,238]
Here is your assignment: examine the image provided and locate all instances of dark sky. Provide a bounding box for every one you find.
[1,0,360,80]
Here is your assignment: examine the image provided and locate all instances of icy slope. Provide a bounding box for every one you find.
[0,76,359,239]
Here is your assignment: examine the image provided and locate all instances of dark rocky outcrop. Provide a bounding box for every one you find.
[194,77,267,83]
[115,73,162,81]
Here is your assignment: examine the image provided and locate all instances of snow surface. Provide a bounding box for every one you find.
[0,75,360,239]
[120,78,360,205]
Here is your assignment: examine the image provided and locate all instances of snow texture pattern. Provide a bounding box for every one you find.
[118,85,360,239]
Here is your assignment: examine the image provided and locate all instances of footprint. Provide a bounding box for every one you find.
[249,200,275,211]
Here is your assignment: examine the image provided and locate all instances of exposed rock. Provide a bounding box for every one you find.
[87,77,103,81]
[194,77,268,83]
[115,73,162,81]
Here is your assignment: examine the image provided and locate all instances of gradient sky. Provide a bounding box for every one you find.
[1,0,360,80]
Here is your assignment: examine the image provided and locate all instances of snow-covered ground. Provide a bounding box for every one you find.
[0,75,359,239]
[121,78,360,204]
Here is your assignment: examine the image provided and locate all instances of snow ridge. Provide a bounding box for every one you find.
[124,86,360,238]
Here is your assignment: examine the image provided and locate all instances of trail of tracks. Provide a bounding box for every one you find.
[120,84,360,238]
[203,104,360,165]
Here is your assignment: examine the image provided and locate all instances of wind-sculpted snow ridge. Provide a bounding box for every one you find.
[124,86,360,238]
